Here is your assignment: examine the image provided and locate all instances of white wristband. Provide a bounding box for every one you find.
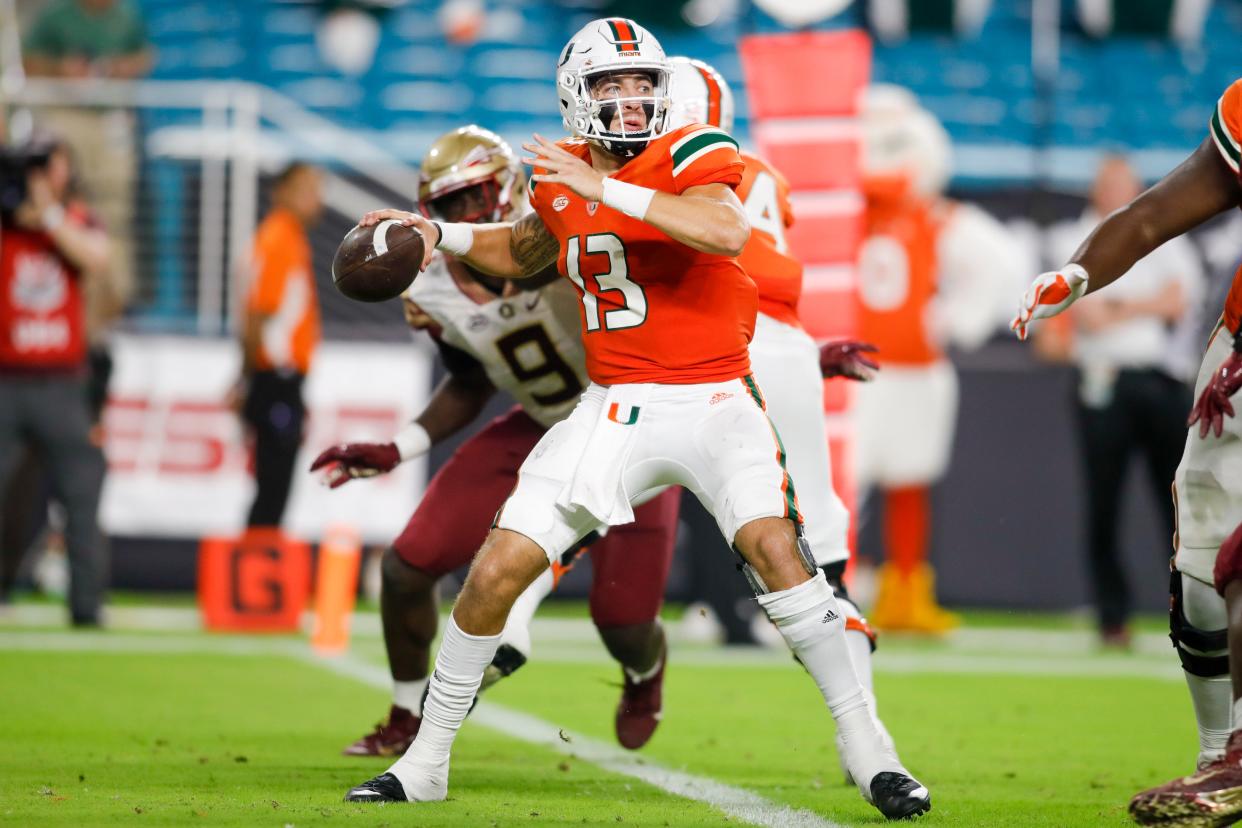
[41,203,66,232]
[433,222,474,256]
[392,421,431,461]
[601,177,656,221]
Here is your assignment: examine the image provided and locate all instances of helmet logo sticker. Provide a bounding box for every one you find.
[605,18,641,54]
[460,145,493,168]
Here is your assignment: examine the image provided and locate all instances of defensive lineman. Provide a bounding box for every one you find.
[1011,80,1242,826]
[342,18,929,820]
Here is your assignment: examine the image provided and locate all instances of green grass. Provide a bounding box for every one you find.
[0,610,1195,827]
[0,650,727,827]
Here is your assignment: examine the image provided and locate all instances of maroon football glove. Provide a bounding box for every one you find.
[1188,347,1242,440]
[309,442,401,489]
[818,340,880,381]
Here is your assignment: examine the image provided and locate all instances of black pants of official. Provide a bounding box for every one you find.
[1075,368,1191,630]
[0,371,106,623]
[1,348,113,605]
[243,370,306,529]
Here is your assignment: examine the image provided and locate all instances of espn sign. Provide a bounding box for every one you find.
[99,335,432,543]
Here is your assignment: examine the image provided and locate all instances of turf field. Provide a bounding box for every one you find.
[0,601,1193,827]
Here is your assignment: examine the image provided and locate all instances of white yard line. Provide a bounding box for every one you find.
[0,630,843,827]
[0,616,1185,679]
[306,650,845,828]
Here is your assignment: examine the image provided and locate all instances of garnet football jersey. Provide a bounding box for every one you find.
[408,254,588,428]
[530,124,755,385]
[1209,78,1242,334]
[736,151,803,328]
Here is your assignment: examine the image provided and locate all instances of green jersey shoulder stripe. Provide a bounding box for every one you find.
[670,129,739,177]
[1211,100,1240,172]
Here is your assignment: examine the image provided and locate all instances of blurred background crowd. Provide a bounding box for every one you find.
[0,0,1237,648]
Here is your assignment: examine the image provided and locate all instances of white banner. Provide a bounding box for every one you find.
[100,334,431,544]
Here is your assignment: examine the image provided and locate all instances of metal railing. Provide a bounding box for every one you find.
[3,77,425,336]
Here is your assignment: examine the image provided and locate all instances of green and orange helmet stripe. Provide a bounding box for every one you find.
[694,62,723,128]
[605,18,642,54]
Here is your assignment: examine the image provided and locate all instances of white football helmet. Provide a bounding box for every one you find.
[861,84,952,198]
[556,18,672,158]
[666,56,735,134]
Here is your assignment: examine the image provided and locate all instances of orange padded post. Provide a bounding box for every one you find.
[740,28,872,578]
[311,524,362,654]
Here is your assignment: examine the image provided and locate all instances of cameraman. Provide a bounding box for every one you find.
[0,136,111,626]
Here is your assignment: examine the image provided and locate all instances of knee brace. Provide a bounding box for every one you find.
[1170,566,1229,678]
[821,561,878,653]
[1213,523,1242,597]
[734,523,817,596]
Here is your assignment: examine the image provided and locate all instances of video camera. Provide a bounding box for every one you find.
[0,143,55,224]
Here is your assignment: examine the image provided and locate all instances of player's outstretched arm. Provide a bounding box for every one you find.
[1012,138,1241,339]
[356,209,541,280]
[523,135,749,256]
[1072,138,1241,295]
[309,348,496,488]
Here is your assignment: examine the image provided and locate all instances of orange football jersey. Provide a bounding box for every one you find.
[1210,79,1242,334]
[736,151,803,328]
[531,125,755,384]
[856,194,944,366]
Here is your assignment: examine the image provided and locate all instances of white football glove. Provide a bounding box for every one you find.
[1010,264,1089,341]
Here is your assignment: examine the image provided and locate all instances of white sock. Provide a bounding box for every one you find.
[624,646,664,683]
[1181,574,1232,765]
[1188,674,1232,763]
[386,615,500,800]
[844,627,895,747]
[758,571,904,794]
[393,679,428,715]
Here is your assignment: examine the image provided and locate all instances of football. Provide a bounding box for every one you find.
[331,220,425,303]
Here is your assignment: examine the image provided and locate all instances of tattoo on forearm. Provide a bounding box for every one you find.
[509,212,560,276]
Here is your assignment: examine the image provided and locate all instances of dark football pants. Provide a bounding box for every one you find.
[0,373,106,623]
[243,370,306,529]
[1075,367,1191,631]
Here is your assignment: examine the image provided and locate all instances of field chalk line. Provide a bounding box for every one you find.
[0,629,845,828]
[306,649,847,828]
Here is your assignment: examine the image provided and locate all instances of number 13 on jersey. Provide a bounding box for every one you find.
[565,233,648,332]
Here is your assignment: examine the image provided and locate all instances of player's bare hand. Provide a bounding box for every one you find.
[1188,347,1242,439]
[1011,265,1089,341]
[402,297,435,330]
[309,442,401,489]
[358,209,438,270]
[819,340,880,381]
[522,134,605,202]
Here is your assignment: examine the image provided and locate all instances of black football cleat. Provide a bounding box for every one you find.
[344,772,408,803]
[870,771,931,821]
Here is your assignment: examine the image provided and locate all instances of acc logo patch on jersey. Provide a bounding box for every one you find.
[553,195,570,212]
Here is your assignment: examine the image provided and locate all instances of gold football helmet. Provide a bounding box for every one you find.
[417,125,526,224]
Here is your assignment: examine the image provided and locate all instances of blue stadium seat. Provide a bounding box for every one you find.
[132,0,1242,182]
